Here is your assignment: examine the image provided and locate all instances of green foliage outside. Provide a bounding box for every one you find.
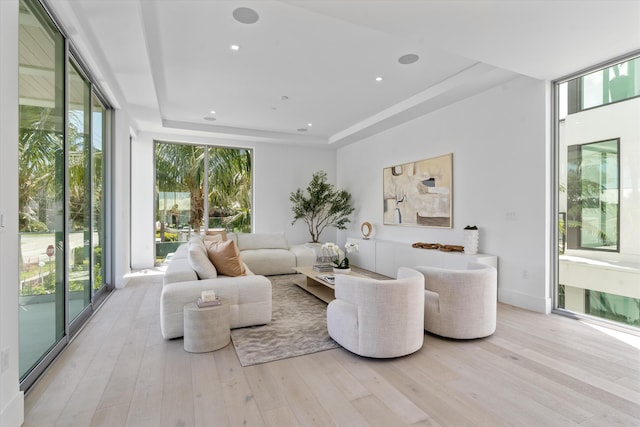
[155,144,252,256]
[156,231,178,242]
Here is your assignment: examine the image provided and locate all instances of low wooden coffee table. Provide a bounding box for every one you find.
[293,266,369,303]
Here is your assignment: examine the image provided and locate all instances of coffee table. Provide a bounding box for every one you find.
[293,266,368,303]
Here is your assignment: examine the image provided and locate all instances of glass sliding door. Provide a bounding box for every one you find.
[556,55,640,329]
[18,0,113,390]
[18,0,66,379]
[68,60,92,322]
[92,95,106,293]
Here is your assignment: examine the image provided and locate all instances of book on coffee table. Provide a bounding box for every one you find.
[197,297,221,308]
[316,275,335,285]
[313,264,334,272]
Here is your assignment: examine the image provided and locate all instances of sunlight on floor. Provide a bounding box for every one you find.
[584,322,640,350]
[124,267,166,278]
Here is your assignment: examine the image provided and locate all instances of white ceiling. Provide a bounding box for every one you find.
[48,0,640,147]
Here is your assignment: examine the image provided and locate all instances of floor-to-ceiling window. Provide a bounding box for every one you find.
[555,54,640,328]
[92,94,107,293]
[18,0,112,390]
[68,60,92,322]
[154,142,252,264]
[18,0,66,383]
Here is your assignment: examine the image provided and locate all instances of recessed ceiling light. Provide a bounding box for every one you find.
[204,116,216,121]
[375,76,383,82]
[233,7,259,24]
[209,110,216,115]
[398,53,419,65]
[307,123,313,127]
[230,44,240,51]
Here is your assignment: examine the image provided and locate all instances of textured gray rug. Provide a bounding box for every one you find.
[230,274,339,366]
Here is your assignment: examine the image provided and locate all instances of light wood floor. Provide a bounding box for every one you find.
[24,273,640,426]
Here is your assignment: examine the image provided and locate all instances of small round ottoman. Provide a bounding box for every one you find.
[183,300,230,353]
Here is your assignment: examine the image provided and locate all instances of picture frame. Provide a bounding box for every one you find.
[383,153,453,228]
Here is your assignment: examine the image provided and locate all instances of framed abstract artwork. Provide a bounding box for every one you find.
[383,153,453,228]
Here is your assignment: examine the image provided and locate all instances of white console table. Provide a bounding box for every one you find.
[347,237,497,278]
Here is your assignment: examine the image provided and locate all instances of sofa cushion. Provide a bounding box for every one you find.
[237,232,288,250]
[207,239,246,277]
[240,249,296,276]
[188,238,218,279]
[164,257,198,284]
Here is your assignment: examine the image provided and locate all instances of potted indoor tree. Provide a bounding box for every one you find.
[290,171,355,243]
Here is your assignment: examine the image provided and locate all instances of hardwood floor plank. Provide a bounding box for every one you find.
[290,355,370,427]
[244,361,290,412]
[329,349,430,425]
[125,343,166,427]
[220,375,265,427]
[261,405,300,427]
[23,276,640,427]
[191,351,231,427]
[90,403,129,427]
[267,358,334,426]
[350,394,417,427]
[307,350,370,401]
[382,352,506,426]
[160,339,195,427]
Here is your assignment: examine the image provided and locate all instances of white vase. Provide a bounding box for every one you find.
[464,229,479,255]
[333,267,351,274]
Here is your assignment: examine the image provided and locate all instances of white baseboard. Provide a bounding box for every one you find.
[499,288,551,314]
[0,389,24,427]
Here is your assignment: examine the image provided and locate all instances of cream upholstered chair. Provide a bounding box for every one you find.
[415,262,497,339]
[326,267,425,358]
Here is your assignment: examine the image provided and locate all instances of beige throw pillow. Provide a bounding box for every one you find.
[205,239,246,277]
[205,228,227,241]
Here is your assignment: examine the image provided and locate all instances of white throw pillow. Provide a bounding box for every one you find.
[187,239,217,279]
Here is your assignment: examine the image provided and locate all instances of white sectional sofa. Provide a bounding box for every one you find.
[160,232,317,339]
[228,232,316,275]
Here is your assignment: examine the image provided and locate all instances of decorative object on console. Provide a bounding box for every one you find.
[383,153,453,228]
[464,225,479,255]
[322,241,359,273]
[290,171,355,242]
[360,221,372,239]
[412,242,464,252]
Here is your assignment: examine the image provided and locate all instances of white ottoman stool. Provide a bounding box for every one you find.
[183,300,230,353]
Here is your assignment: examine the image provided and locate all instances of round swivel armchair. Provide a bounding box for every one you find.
[415,262,497,339]
[327,267,425,358]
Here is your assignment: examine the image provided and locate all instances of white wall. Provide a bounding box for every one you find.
[0,1,25,425]
[130,132,336,269]
[336,76,551,313]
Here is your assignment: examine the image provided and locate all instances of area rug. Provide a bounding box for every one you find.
[230,274,339,366]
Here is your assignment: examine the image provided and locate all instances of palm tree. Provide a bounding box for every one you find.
[155,144,252,242]
[208,147,252,232]
[155,143,205,233]
[18,106,61,231]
